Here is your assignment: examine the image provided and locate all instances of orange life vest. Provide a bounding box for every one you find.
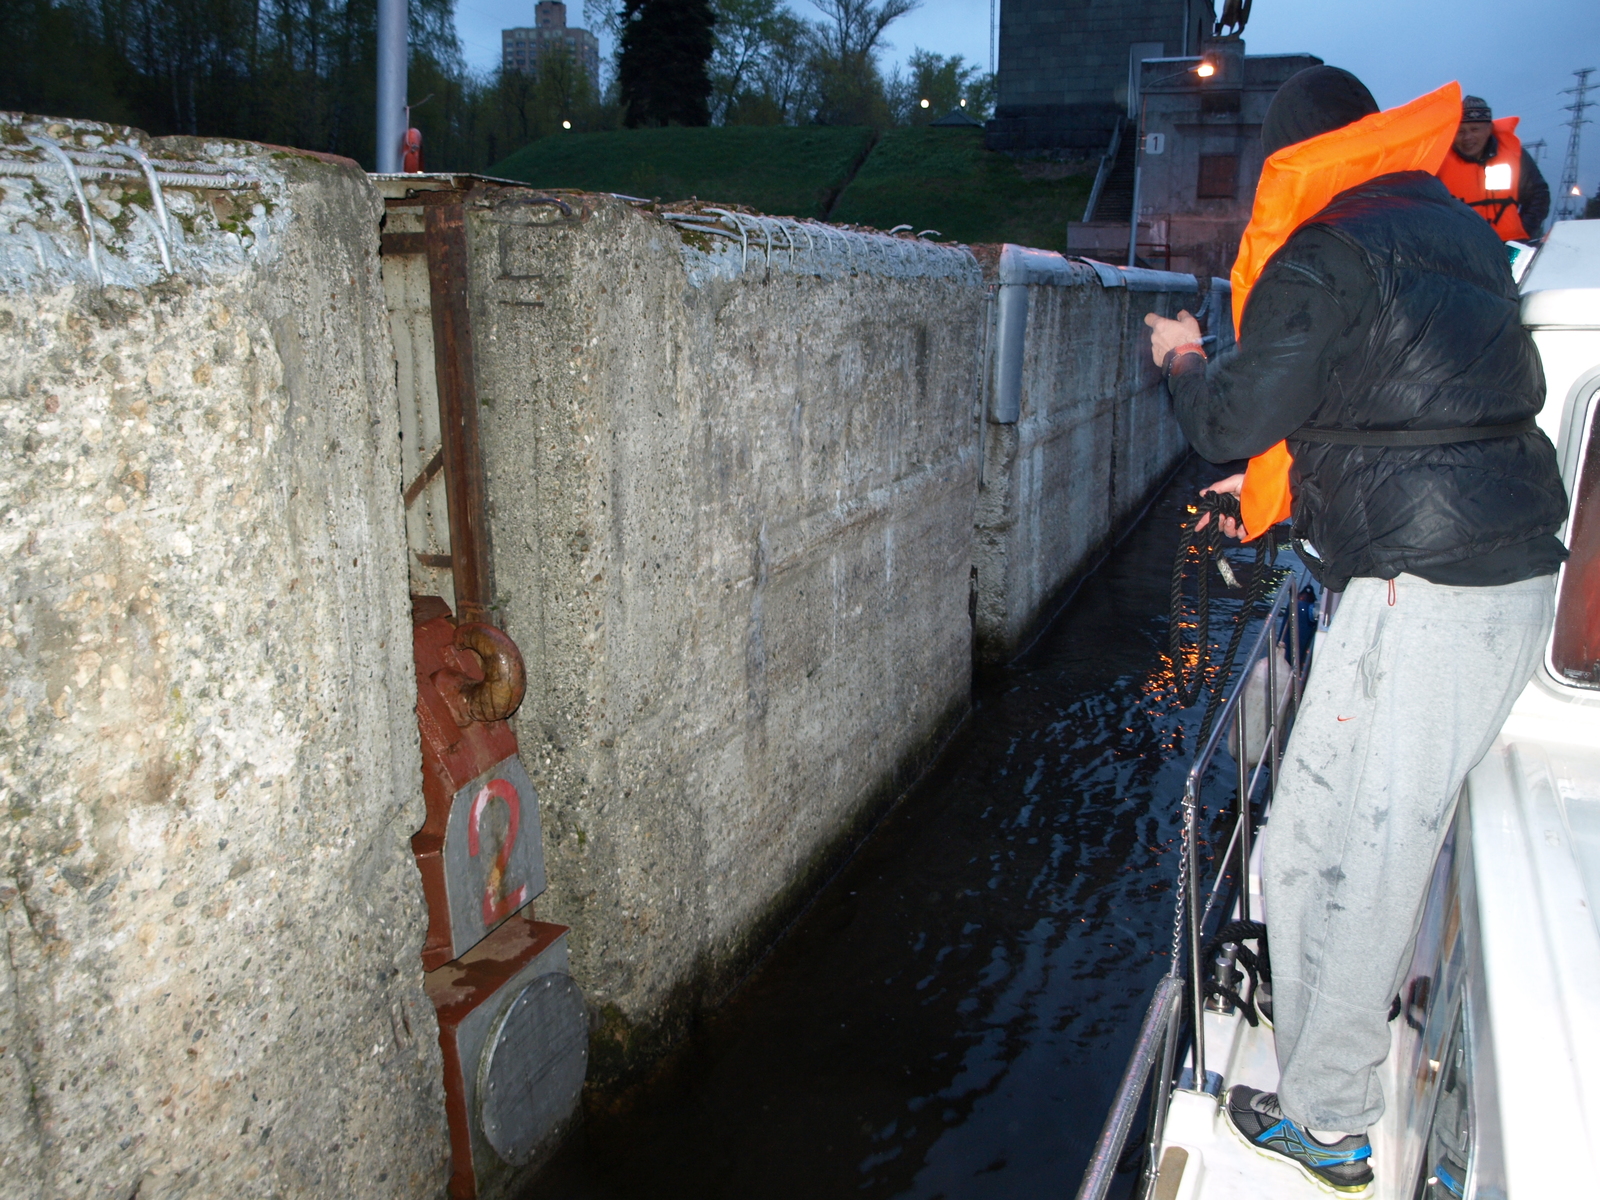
[1436,116,1528,241]
[1231,83,1462,541]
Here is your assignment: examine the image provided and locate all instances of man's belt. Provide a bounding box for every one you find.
[1290,417,1537,447]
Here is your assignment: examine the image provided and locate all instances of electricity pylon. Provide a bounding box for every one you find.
[1554,68,1596,223]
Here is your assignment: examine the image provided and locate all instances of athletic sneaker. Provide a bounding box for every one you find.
[1226,1085,1374,1194]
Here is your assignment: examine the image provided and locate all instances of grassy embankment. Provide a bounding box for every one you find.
[490,125,876,220]
[491,125,1092,251]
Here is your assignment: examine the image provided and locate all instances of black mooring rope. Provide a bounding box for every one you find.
[1198,919,1272,1027]
[1167,491,1282,748]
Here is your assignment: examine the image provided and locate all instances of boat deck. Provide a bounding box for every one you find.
[1158,683,1600,1200]
[1160,1003,1408,1199]
[1156,840,1408,1200]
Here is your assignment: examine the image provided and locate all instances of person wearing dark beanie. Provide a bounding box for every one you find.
[1437,92,1552,240]
[1143,68,1566,1195]
[1259,65,1379,157]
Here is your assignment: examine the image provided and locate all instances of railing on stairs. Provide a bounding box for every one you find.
[1075,569,1308,1200]
[1082,120,1125,223]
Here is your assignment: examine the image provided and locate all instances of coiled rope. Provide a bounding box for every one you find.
[1167,491,1282,748]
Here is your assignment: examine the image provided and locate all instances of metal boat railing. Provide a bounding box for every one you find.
[1075,569,1306,1200]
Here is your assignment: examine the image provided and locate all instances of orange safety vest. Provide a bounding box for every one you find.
[1231,83,1462,541]
[1436,116,1529,241]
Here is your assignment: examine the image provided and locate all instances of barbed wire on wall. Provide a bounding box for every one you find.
[659,207,982,287]
[0,118,280,292]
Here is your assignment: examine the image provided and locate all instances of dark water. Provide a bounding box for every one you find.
[522,459,1244,1200]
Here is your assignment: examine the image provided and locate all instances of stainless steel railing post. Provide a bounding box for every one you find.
[1073,974,1184,1200]
[1140,993,1183,1200]
[1290,586,1304,707]
[1266,615,1281,792]
[1236,701,1251,925]
[1185,790,1206,1094]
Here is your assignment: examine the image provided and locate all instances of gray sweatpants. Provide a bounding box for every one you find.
[1264,571,1554,1132]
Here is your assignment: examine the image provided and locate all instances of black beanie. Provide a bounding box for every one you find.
[1261,66,1380,156]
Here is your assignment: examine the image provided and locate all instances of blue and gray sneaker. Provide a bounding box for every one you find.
[1225,1085,1374,1194]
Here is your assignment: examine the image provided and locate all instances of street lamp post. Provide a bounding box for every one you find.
[376,0,407,173]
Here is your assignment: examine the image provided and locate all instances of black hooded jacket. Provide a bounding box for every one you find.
[1169,170,1568,591]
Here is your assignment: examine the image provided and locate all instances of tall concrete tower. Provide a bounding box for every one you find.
[988,0,1217,155]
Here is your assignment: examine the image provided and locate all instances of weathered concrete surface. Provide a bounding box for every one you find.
[973,252,1197,662]
[0,116,1208,1188]
[465,195,986,1074]
[0,117,443,1198]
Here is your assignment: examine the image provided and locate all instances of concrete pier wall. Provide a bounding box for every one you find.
[0,116,1207,1196]
[0,119,445,1198]
[462,196,987,1074]
[972,247,1204,662]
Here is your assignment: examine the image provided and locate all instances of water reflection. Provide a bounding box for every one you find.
[521,459,1258,1200]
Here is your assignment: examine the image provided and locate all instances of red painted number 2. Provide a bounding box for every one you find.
[468,778,528,926]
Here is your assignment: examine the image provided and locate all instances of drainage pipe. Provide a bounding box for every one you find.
[992,281,1028,424]
[989,244,1198,427]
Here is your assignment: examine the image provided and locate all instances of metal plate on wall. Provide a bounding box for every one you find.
[444,753,546,959]
[476,971,588,1165]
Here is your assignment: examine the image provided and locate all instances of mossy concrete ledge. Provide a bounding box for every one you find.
[0,116,442,1198]
[465,193,988,1084]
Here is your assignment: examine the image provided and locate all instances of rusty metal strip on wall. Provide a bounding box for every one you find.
[422,195,494,621]
[376,176,586,1200]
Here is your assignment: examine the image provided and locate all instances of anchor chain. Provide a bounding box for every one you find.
[1169,790,1193,978]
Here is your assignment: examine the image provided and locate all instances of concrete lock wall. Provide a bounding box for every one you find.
[973,246,1209,661]
[0,118,446,1198]
[453,199,1206,1074]
[461,196,989,1073]
[0,115,1207,1194]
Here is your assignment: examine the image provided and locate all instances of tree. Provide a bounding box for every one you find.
[466,48,604,166]
[708,0,805,124]
[734,15,810,124]
[809,0,916,62]
[0,0,626,170]
[807,0,915,127]
[887,50,993,125]
[617,0,717,127]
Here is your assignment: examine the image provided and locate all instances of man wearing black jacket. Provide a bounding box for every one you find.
[1146,67,1566,1194]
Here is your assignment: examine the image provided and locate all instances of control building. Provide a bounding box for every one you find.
[988,0,1216,157]
[502,1,601,91]
[1068,39,1320,280]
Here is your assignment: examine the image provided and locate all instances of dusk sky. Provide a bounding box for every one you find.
[452,0,1599,194]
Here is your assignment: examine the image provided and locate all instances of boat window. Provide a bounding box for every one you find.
[1551,382,1600,686]
[1414,1001,1472,1199]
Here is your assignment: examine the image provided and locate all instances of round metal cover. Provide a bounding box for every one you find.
[477,972,588,1165]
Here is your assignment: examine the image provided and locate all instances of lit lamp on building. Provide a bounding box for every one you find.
[1067,37,1319,279]
[1128,57,1218,268]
